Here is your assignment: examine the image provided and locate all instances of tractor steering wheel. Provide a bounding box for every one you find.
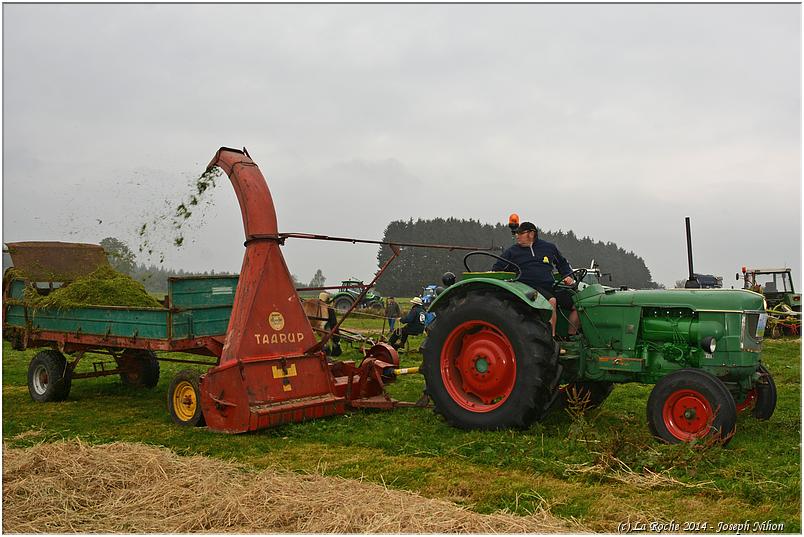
[553,268,588,291]
[463,251,521,281]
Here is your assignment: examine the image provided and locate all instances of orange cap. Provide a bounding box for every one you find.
[508,213,520,226]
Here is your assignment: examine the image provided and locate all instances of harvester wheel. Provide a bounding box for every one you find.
[168,370,206,427]
[334,297,354,314]
[27,349,72,402]
[647,369,736,446]
[555,381,614,411]
[421,291,560,430]
[116,349,160,388]
[735,365,777,420]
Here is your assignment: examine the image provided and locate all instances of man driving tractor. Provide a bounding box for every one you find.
[491,221,579,337]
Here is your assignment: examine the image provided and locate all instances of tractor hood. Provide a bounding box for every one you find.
[575,284,765,312]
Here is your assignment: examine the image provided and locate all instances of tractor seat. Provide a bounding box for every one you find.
[765,282,777,293]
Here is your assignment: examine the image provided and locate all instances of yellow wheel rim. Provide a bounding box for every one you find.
[173,381,197,422]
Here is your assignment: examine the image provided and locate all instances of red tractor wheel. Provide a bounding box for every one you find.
[420,291,560,430]
[647,369,736,445]
[440,320,517,412]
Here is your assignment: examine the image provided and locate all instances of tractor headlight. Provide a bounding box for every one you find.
[442,272,456,287]
[701,336,717,354]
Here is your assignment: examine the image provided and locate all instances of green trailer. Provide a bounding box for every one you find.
[3,275,237,403]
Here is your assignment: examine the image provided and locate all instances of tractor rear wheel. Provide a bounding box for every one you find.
[647,369,736,445]
[167,370,206,427]
[27,350,72,402]
[116,349,160,388]
[334,297,353,313]
[421,291,560,430]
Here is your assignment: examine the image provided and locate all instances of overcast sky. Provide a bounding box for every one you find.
[3,4,801,290]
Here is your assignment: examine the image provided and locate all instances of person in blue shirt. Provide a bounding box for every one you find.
[492,221,579,338]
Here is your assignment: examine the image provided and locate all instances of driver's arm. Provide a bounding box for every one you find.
[554,248,574,284]
[491,249,514,271]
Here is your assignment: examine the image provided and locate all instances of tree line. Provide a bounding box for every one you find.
[373,218,662,296]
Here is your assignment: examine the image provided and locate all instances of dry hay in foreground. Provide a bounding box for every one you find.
[3,439,582,534]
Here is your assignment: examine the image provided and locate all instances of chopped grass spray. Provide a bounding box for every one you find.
[137,167,223,263]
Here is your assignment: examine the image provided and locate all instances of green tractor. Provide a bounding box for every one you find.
[420,252,775,445]
[738,267,801,337]
[738,267,800,311]
[330,279,384,313]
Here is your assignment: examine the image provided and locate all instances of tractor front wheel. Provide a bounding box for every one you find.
[647,369,736,445]
[421,291,560,430]
[167,370,206,427]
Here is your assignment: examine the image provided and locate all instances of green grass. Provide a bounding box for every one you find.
[3,321,800,532]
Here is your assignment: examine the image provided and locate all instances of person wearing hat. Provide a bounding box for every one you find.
[492,221,579,338]
[388,296,426,350]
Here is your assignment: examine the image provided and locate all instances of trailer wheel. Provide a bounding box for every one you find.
[334,297,353,313]
[647,369,736,446]
[168,370,205,426]
[27,350,72,402]
[555,381,614,411]
[421,291,560,430]
[735,365,776,420]
[117,349,160,388]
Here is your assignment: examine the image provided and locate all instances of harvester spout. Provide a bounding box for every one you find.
[205,147,314,366]
[206,147,278,238]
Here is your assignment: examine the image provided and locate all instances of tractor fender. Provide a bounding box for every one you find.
[428,277,554,321]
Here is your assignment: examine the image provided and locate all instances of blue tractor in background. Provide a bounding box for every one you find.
[421,284,439,307]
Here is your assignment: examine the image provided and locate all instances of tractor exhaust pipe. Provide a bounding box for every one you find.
[684,217,700,288]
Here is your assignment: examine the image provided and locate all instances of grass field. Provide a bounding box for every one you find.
[2,308,800,532]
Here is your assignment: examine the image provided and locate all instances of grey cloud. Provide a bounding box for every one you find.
[3,4,799,288]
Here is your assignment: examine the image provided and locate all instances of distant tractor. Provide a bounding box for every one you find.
[738,267,800,337]
[331,279,384,313]
[738,267,800,311]
[420,247,775,446]
[421,284,440,306]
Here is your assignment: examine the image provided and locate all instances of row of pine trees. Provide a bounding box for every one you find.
[374,218,661,296]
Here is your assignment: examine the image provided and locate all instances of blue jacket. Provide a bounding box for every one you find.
[401,304,426,335]
[492,238,573,289]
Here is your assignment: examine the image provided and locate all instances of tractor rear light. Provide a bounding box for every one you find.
[794,295,800,302]
[700,336,717,354]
